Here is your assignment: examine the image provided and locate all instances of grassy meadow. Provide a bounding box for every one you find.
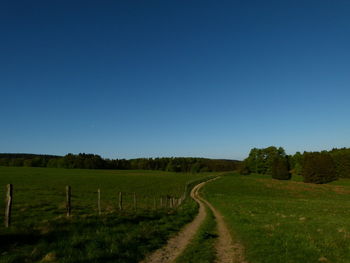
[0,166,216,263]
[203,173,350,263]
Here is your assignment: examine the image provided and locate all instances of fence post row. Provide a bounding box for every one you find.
[66,185,71,217]
[4,184,13,228]
[3,183,189,225]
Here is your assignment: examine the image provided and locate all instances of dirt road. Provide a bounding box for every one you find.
[198,182,247,263]
[140,181,208,263]
[140,177,246,263]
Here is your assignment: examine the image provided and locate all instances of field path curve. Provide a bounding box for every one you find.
[198,177,247,263]
[140,180,209,263]
[140,177,247,263]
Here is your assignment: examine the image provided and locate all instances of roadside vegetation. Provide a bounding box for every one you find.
[0,167,217,263]
[203,173,350,263]
[1,207,197,263]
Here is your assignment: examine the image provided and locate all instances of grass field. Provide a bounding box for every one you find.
[0,166,216,263]
[203,173,350,263]
[0,167,214,224]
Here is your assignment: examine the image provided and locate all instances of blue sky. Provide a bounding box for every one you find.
[1,0,350,160]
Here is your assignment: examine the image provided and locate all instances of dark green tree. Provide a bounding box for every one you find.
[329,148,350,178]
[271,156,291,180]
[302,152,337,184]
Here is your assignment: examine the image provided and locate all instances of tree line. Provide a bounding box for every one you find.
[239,146,350,184]
[0,153,240,173]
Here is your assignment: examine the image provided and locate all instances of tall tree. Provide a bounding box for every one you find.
[245,146,287,175]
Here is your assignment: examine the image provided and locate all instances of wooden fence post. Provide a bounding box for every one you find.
[169,197,172,208]
[133,192,137,210]
[97,188,101,215]
[66,185,71,217]
[4,184,13,227]
[119,192,123,211]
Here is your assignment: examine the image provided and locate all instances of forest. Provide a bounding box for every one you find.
[0,153,240,173]
[1,147,350,181]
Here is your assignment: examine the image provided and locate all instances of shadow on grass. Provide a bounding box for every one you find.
[0,203,197,263]
[0,231,41,252]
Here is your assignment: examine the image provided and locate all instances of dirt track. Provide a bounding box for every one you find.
[140,181,208,263]
[140,177,246,263]
[197,180,247,263]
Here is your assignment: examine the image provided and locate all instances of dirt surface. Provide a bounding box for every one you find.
[140,181,208,263]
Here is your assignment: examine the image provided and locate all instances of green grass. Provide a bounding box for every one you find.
[203,173,350,263]
[1,208,197,263]
[175,206,217,263]
[0,166,218,263]
[0,167,215,224]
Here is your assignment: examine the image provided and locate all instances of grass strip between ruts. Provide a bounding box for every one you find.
[175,206,217,263]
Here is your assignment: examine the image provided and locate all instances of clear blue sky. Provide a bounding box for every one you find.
[1,0,350,160]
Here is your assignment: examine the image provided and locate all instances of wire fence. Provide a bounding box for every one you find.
[1,175,217,228]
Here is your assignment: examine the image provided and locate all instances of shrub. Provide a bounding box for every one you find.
[238,161,251,175]
[302,152,337,184]
[271,156,291,180]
